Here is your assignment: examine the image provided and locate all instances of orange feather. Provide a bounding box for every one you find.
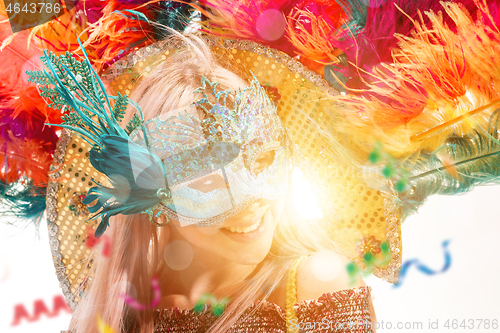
[327,0,500,158]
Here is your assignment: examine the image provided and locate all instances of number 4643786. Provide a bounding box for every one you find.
[6,2,61,14]
[444,319,498,329]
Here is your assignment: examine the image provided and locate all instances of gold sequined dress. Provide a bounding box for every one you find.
[62,259,375,333]
[148,286,373,333]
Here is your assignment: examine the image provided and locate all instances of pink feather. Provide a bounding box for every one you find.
[333,0,499,91]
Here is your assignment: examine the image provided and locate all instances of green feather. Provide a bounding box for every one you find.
[399,129,500,219]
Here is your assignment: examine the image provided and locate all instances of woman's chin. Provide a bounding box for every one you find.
[216,208,277,265]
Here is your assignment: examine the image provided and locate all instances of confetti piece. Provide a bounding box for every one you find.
[121,276,161,310]
[382,164,395,178]
[86,226,112,257]
[368,141,409,192]
[100,235,112,257]
[194,293,217,312]
[97,314,115,333]
[346,262,359,286]
[347,241,392,285]
[194,293,230,316]
[394,240,451,288]
[86,226,99,249]
[395,179,408,192]
[368,141,383,163]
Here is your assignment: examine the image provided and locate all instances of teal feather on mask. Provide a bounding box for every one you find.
[28,37,244,236]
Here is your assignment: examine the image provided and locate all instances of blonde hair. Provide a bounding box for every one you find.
[68,32,335,333]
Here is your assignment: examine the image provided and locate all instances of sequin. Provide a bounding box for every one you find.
[356,236,382,257]
[67,192,89,217]
[124,287,373,333]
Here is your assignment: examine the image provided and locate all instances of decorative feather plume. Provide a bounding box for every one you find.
[286,4,346,64]
[0,87,62,188]
[329,0,481,91]
[80,0,161,71]
[29,0,105,60]
[197,0,347,59]
[151,1,196,39]
[84,135,167,237]
[78,0,199,70]
[0,132,54,186]
[3,85,64,130]
[0,126,51,229]
[0,18,42,91]
[302,1,500,220]
[196,0,280,40]
[0,180,46,226]
[0,13,68,227]
[0,0,218,231]
[28,38,169,237]
[399,127,500,218]
[325,0,500,159]
[28,39,242,236]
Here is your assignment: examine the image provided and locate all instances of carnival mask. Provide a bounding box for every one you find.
[129,76,291,226]
[29,47,290,235]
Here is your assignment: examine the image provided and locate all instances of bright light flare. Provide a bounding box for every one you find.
[310,250,342,282]
[291,167,323,219]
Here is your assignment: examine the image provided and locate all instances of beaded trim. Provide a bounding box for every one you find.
[295,286,372,309]
[60,287,372,333]
[351,192,401,284]
[152,287,371,333]
[46,129,79,310]
[157,196,259,226]
[379,192,402,283]
[101,35,337,97]
[285,256,308,333]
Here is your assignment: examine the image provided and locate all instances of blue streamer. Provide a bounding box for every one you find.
[394,240,451,288]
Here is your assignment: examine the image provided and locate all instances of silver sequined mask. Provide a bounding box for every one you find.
[129,76,291,226]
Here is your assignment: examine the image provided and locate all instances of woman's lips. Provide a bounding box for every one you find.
[219,207,271,243]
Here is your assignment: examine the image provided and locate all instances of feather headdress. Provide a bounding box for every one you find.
[2,0,500,291]
[0,0,196,226]
[181,0,500,270]
[313,0,500,218]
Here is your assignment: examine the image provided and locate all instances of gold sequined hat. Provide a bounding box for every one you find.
[44,34,402,309]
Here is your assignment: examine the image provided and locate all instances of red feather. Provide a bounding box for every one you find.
[8,86,64,127]
[0,20,43,91]
[0,133,53,186]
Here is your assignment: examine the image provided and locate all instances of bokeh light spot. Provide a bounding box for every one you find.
[256,9,286,41]
[310,250,342,282]
[164,240,193,271]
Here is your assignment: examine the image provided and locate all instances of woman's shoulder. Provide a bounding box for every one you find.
[268,251,367,309]
[295,250,366,303]
[292,252,376,331]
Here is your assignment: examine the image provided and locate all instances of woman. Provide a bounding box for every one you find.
[45,33,376,333]
[7,0,500,332]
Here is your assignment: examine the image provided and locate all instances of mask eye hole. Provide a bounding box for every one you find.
[253,150,275,175]
[188,174,228,193]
